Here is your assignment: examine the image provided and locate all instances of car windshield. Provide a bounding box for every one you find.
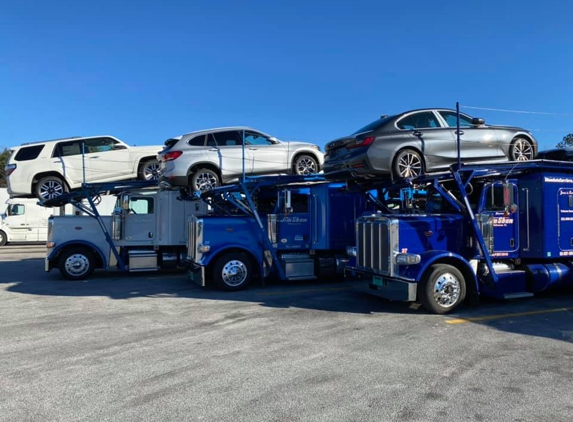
[352,115,395,135]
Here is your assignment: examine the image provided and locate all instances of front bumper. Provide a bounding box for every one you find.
[186,260,206,287]
[349,275,417,302]
[45,257,52,272]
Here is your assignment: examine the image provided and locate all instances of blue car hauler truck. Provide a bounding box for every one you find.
[348,160,573,314]
[186,175,375,290]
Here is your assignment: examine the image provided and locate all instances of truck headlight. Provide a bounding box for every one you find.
[346,246,357,257]
[395,253,420,265]
[198,244,210,253]
[46,241,55,249]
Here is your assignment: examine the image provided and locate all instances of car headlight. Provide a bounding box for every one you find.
[311,145,321,152]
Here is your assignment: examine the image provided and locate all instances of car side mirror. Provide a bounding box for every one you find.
[471,117,485,126]
[268,136,279,144]
[114,145,127,150]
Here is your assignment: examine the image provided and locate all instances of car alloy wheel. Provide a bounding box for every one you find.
[510,138,534,161]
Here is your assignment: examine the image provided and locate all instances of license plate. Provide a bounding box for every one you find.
[372,276,384,287]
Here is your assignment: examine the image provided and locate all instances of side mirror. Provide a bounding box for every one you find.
[114,144,127,150]
[268,136,279,144]
[121,194,130,210]
[503,182,517,215]
[472,117,485,125]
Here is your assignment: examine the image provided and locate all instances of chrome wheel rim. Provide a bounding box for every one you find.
[64,254,90,277]
[397,153,422,178]
[513,140,533,161]
[432,272,461,308]
[296,157,317,175]
[39,180,64,200]
[195,172,218,192]
[221,260,248,287]
[143,162,161,180]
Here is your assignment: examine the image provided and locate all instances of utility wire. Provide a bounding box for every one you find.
[461,105,573,117]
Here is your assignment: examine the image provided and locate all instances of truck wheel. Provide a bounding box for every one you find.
[190,169,220,192]
[36,176,67,200]
[138,159,161,181]
[419,264,466,314]
[0,230,7,247]
[58,248,95,280]
[293,154,319,175]
[212,252,253,291]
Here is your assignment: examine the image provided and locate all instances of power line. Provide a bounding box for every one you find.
[461,105,573,117]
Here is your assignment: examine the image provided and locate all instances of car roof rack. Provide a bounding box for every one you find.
[21,136,82,146]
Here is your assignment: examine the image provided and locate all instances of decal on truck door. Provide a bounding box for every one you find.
[557,188,573,254]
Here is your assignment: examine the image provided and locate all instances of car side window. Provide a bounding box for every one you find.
[212,131,243,146]
[83,137,115,153]
[439,111,474,128]
[397,112,440,130]
[14,145,44,161]
[245,132,273,146]
[7,204,25,216]
[55,141,82,157]
[188,135,206,147]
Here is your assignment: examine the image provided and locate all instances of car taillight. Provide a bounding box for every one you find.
[161,151,183,161]
[5,164,16,176]
[346,136,375,150]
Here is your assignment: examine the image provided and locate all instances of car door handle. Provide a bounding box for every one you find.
[413,131,423,137]
[248,148,258,150]
[89,156,100,158]
[455,130,464,135]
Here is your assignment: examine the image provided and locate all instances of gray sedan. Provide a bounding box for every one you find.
[323,108,537,180]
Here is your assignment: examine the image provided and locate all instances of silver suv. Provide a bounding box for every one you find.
[5,136,162,200]
[158,127,324,191]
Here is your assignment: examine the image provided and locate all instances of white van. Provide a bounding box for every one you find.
[0,198,52,246]
[0,196,117,246]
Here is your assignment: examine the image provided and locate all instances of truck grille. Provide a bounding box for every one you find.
[187,215,198,261]
[356,217,392,275]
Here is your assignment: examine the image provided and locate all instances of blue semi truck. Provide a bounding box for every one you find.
[186,175,375,290]
[349,160,573,313]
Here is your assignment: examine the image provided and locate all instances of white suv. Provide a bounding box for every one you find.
[158,127,324,192]
[5,136,162,200]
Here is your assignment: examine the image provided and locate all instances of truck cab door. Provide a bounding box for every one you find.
[275,191,311,250]
[479,182,519,257]
[4,203,29,241]
[123,196,156,242]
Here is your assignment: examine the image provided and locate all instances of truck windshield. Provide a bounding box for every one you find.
[7,204,25,216]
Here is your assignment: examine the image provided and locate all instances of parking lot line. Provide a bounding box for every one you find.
[256,287,352,296]
[446,306,573,325]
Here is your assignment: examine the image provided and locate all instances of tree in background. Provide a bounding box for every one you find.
[556,134,573,149]
[0,147,11,188]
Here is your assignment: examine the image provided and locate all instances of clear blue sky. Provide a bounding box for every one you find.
[1,0,572,152]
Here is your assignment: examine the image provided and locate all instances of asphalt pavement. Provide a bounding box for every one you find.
[1,244,573,422]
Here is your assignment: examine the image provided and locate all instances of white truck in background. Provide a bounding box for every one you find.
[0,195,117,247]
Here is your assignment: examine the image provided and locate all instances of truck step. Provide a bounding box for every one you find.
[286,276,317,281]
[503,292,534,299]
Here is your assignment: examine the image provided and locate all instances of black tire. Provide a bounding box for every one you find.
[392,149,424,179]
[293,154,319,175]
[0,230,7,247]
[509,137,534,161]
[419,264,466,314]
[36,176,67,200]
[138,159,161,181]
[58,248,95,280]
[212,252,253,291]
[190,168,220,192]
